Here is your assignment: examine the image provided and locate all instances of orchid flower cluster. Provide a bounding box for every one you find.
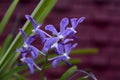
[16,15,85,74]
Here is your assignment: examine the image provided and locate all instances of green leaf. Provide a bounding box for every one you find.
[0,65,28,80]
[71,48,98,55]
[0,34,13,58]
[0,0,57,74]
[0,0,19,34]
[14,73,27,80]
[60,66,77,80]
[77,76,88,80]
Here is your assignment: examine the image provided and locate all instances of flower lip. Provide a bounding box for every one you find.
[58,35,64,39]
[63,53,70,60]
[23,43,28,48]
[20,57,25,62]
[69,27,77,33]
[51,42,58,48]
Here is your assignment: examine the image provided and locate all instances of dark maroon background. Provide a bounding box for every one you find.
[0,0,120,80]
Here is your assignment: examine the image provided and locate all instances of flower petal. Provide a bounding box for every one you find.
[70,18,77,29]
[55,43,64,54]
[60,18,69,32]
[65,44,72,55]
[31,51,37,59]
[71,17,85,29]
[27,35,35,44]
[51,55,68,67]
[62,38,73,44]
[52,58,62,68]
[45,24,58,35]
[22,57,34,74]
[25,15,39,29]
[21,52,27,58]
[72,43,78,49]
[35,29,46,43]
[42,37,59,52]
[61,28,74,38]
[28,63,34,74]
[77,17,86,25]
[28,45,41,58]
[19,29,27,42]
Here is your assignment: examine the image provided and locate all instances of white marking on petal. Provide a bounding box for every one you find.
[32,29,36,33]
[70,28,77,33]
[51,42,58,48]
[58,35,64,39]
[36,25,41,29]
[23,43,28,48]
[20,57,25,62]
[63,53,70,60]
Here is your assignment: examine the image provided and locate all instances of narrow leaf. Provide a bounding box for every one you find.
[77,76,88,80]
[71,48,98,55]
[0,0,19,34]
[60,66,77,80]
[0,34,13,58]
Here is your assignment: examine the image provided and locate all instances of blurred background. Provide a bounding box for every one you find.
[0,0,120,80]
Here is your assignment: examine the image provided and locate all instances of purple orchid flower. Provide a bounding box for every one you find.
[42,18,71,53]
[48,43,78,68]
[63,17,86,38]
[25,15,52,43]
[42,17,85,54]
[20,56,41,74]
[16,29,45,59]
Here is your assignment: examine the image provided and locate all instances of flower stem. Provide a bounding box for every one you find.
[40,54,48,80]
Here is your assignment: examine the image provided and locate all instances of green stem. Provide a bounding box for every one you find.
[40,54,48,80]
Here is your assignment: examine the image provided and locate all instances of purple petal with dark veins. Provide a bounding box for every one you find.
[51,56,66,67]
[25,15,39,29]
[70,18,78,29]
[72,43,78,49]
[77,17,86,25]
[28,63,34,74]
[61,28,74,38]
[52,59,62,68]
[55,43,64,54]
[35,29,46,43]
[62,38,73,44]
[65,43,78,55]
[65,44,72,55]
[30,51,37,59]
[24,57,35,74]
[42,37,59,52]
[28,45,40,58]
[71,17,85,29]
[45,24,58,35]
[27,35,35,44]
[60,18,69,33]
